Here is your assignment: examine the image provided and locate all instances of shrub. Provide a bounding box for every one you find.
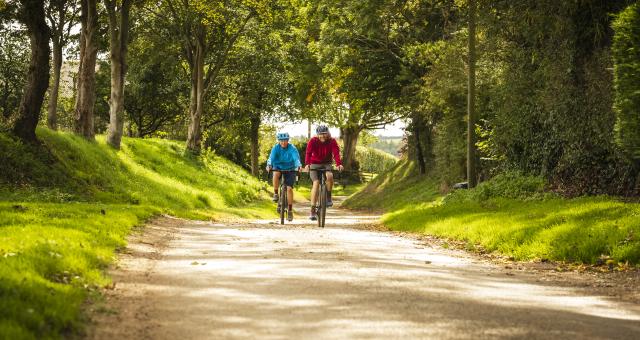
[613,2,640,161]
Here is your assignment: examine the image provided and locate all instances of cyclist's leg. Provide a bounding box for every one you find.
[309,165,321,207]
[286,185,294,221]
[325,170,335,206]
[286,186,293,205]
[309,179,319,220]
[272,171,281,202]
[309,165,325,220]
[283,172,295,210]
[326,171,334,192]
[310,180,319,206]
[273,171,282,192]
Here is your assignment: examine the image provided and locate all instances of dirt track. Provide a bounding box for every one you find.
[87,200,640,339]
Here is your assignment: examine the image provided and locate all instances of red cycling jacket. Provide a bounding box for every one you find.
[305,137,343,166]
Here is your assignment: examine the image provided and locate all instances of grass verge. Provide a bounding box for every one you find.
[0,129,273,339]
[342,161,439,211]
[344,160,640,266]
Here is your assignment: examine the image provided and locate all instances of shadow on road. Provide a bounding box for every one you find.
[87,199,640,340]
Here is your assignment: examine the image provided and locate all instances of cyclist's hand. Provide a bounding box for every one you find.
[337,165,344,172]
[303,165,310,173]
[266,165,272,172]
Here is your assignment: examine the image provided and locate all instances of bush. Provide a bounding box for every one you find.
[613,2,640,161]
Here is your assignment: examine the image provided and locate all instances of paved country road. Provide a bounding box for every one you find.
[88,199,640,340]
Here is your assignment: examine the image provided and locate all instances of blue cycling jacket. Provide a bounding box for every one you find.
[267,143,302,170]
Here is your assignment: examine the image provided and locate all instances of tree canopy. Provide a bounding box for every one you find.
[0,0,639,193]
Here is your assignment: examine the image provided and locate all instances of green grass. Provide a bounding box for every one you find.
[1,129,273,339]
[0,203,156,339]
[345,160,640,265]
[342,161,439,211]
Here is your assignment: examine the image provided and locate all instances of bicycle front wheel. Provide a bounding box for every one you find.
[318,184,326,228]
[280,185,286,225]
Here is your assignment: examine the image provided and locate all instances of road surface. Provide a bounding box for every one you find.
[88,199,640,339]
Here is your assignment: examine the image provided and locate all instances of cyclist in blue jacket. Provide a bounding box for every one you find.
[266,132,302,221]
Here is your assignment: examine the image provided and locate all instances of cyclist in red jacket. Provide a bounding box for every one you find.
[304,125,344,220]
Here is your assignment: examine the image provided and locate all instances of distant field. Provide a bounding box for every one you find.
[369,136,403,157]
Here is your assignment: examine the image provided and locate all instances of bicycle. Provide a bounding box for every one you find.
[310,168,330,228]
[269,170,299,224]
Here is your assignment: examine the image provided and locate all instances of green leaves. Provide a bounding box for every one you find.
[613,2,640,162]
[0,23,29,126]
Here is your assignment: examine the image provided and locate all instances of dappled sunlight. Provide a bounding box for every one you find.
[343,160,441,211]
[98,211,640,339]
[116,143,226,208]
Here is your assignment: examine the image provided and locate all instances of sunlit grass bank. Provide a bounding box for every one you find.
[344,160,640,266]
[0,129,273,339]
[342,161,439,211]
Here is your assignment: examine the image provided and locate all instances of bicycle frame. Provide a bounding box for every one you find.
[269,170,299,224]
[311,168,330,228]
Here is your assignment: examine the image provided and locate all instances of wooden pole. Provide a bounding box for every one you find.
[467,0,478,188]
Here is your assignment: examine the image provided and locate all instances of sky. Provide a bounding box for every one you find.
[270,119,407,138]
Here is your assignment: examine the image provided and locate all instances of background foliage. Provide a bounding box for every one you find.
[613,2,640,163]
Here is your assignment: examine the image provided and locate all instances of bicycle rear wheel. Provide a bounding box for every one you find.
[318,184,326,228]
[279,183,286,225]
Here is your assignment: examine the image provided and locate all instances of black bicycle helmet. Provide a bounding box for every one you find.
[316,125,329,134]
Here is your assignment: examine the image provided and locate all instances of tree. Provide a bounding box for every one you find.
[105,0,133,148]
[233,22,289,176]
[124,31,189,138]
[295,0,464,174]
[467,0,477,188]
[74,0,98,140]
[282,1,325,132]
[45,0,79,130]
[613,2,640,163]
[482,0,632,194]
[312,0,414,171]
[12,0,50,142]
[418,37,470,185]
[0,23,29,123]
[149,0,264,153]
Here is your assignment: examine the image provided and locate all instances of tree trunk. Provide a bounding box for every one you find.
[47,40,62,130]
[74,0,98,140]
[467,0,478,188]
[106,0,132,149]
[186,40,205,153]
[2,82,11,119]
[413,116,427,175]
[12,0,50,143]
[250,114,260,176]
[341,126,361,172]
